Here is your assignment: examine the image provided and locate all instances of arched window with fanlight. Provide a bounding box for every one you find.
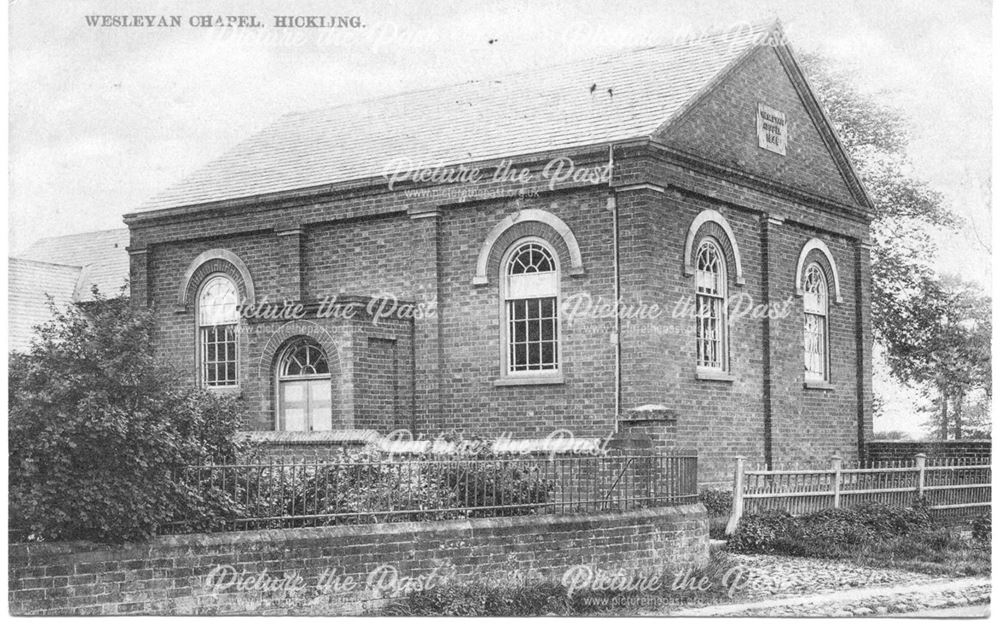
[695,238,728,372]
[501,238,560,376]
[803,263,829,381]
[276,338,332,431]
[197,274,239,388]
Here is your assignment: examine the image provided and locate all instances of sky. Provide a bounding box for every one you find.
[7,0,993,436]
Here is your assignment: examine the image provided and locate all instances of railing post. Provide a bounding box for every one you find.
[915,452,926,501]
[831,455,842,508]
[725,456,745,535]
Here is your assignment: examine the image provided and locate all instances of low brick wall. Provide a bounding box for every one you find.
[866,440,991,463]
[9,504,708,616]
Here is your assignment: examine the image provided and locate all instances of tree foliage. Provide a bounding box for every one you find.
[886,275,991,439]
[800,53,991,438]
[8,290,251,542]
[798,52,959,346]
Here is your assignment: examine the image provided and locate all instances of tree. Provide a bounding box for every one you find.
[883,275,991,440]
[797,53,959,352]
[956,389,992,439]
[9,290,251,542]
[798,54,993,439]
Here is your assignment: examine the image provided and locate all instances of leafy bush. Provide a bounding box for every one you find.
[441,458,556,516]
[168,443,559,533]
[847,500,931,538]
[726,510,796,553]
[728,502,935,557]
[9,293,252,543]
[699,489,733,518]
[286,449,464,525]
[972,514,991,546]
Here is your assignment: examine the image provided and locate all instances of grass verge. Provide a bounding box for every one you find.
[727,503,990,577]
[381,547,749,616]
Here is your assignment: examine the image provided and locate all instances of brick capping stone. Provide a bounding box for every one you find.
[865,440,991,463]
[620,405,679,424]
[9,505,708,615]
[239,430,379,446]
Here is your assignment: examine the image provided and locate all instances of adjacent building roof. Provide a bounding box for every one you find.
[9,228,131,351]
[8,258,83,352]
[17,228,130,297]
[135,22,778,213]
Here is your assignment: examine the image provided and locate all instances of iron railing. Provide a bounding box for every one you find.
[164,453,698,533]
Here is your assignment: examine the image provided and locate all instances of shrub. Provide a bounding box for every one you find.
[972,514,991,546]
[846,500,931,538]
[170,443,560,533]
[727,502,935,558]
[726,510,796,553]
[9,292,251,543]
[441,457,556,516]
[289,449,464,525]
[699,489,733,518]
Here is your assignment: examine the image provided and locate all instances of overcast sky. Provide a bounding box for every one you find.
[8,0,992,295]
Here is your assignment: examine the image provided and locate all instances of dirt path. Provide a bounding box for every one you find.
[648,552,990,617]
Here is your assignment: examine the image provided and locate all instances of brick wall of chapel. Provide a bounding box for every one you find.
[130,151,871,484]
[130,179,620,438]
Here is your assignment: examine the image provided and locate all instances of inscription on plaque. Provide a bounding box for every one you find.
[756,103,787,155]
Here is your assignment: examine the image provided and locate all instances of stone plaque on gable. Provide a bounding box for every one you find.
[757,103,787,155]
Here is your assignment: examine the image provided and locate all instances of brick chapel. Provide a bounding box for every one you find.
[123,21,875,482]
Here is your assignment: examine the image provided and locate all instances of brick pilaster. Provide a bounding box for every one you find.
[855,238,874,457]
[759,213,786,469]
[408,209,442,433]
[274,227,303,302]
[127,247,150,307]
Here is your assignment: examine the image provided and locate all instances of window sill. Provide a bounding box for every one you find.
[804,380,836,390]
[695,368,735,382]
[205,385,242,397]
[494,373,565,387]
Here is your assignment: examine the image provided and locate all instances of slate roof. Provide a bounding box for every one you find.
[17,228,130,298]
[8,258,82,352]
[9,228,131,351]
[134,22,778,213]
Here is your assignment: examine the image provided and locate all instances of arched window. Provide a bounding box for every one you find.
[502,238,560,375]
[695,238,727,371]
[197,275,239,388]
[803,263,829,381]
[276,338,332,431]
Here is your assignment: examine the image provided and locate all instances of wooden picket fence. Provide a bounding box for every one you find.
[725,454,991,534]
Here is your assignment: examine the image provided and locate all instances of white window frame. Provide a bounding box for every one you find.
[499,237,562,379]
[803,262,830,382]
[275,338,333,432]
[694,237,729,373]
[196,274,240,389]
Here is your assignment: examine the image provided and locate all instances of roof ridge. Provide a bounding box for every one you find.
[29,226,128,240]
[8,256,83,271]
[281,19,779,119]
